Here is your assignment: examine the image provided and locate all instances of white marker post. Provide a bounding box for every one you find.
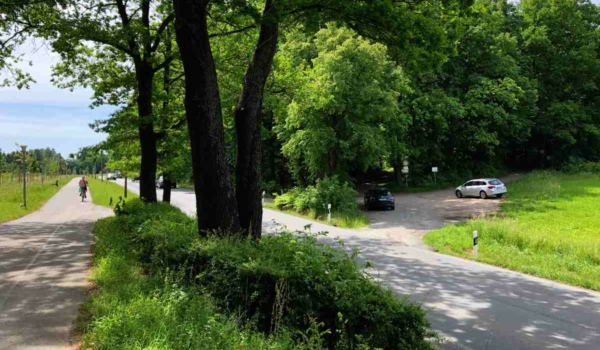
[473,230,479,258]
[327,203,332,224]
[432,167,438,187]
[262,191,266,206]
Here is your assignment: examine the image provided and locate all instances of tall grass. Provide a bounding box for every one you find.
[425,172,600,290]
[0,173,73,223]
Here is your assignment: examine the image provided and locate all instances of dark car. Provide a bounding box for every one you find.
[156,176,177,189]
[364,189,395,210]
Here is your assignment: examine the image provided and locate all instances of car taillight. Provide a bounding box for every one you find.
[488,185,495,189]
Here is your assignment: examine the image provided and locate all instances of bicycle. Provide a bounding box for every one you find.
[80,187,87,202]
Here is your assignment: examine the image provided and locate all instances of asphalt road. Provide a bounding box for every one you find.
[0,178,113,350]
[116,178,600,350]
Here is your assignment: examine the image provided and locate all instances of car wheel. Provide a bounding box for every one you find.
[496,194,504,198]
[480,191,488,199]
[456,190,463,198]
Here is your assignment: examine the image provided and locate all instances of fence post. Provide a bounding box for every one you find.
[473,230,478,258]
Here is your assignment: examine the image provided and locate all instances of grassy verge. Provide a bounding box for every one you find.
[424,171,600,291]
[264,202,370,229]
[80,199,433,349]
[0,175,73,223]
[88,178,137,208]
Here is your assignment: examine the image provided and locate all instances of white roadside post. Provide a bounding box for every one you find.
[262,191,266,206]
[432,167,438,187]
[473,230,479,258]
[327,203,332,224]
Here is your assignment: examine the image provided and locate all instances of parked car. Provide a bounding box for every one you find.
[364,188,395,210]
[106,173,117,181]
[156,176,177,189]
[116,173,124,179]
[455,178,507,199]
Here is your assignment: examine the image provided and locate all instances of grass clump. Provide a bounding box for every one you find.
[0,175,72,223]
[425,171,600,291]
[84,199,433,349]
[272,177,369,228]
[87,177,137,208]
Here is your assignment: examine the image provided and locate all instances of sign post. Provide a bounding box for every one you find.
[20,145,27,208]
[327,203,332,224]
[473,230,478,258]
[262,191,266,206]
[432,167,438,187]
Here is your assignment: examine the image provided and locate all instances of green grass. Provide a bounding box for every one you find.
[424,171,600,291]
[0,175,73,223]
[88,178,138,208]
[264,202,370,229]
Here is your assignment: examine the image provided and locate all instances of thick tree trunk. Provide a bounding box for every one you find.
[173,0,240,233]
[235,0,279,238]
[136,61,158,202]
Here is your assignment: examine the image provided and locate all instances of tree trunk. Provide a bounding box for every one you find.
[394,164,402,185]
[235,0,279,238]
[163,174,172,203]
[173,0,240,233]
[124,176,128,199]
[135,61,158,203]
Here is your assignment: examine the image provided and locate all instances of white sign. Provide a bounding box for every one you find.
[401,166,409,174]
[327,203,332,210]
[403,160,409,166]
[432,167,438,173]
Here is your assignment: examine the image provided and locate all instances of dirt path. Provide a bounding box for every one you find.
[359,173,524,247]
[0,178,112,350]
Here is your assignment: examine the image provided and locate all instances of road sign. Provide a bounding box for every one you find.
[432,167,438,173]
[402,166,409,174]
[403,160,409,166]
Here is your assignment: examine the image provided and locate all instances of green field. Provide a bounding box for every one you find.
[425,172,600,290]
[88,178,137,208]
[0,175,72,223]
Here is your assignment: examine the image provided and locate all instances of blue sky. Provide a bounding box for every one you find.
[0,42,116,157]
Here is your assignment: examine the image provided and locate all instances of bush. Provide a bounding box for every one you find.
[562,161,600,174]
[273,177,368,228]
[88,199,433,349]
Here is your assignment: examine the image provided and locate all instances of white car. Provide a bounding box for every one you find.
[455,178,507,199]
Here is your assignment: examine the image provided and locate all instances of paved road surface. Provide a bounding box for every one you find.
[0,178,113,350]
[116,179,600,350]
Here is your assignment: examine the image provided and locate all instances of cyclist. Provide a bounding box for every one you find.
[79,176,89,201]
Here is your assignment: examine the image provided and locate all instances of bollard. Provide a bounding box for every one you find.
[327,203,332,224]
[473,230,478,258]
[262,191,266,206]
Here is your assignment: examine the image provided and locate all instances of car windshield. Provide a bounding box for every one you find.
[374,190,392,196]
[488,179,502,185]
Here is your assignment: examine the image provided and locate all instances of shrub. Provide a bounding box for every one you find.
[562,161,600,174]
[89,201,431,349]
[273,177,368,229]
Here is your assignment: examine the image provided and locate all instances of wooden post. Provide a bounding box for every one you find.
[124,176,128,198]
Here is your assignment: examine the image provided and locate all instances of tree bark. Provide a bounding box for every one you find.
[173,0,240,233]
[235,0,279,238]
[135,60,158,203]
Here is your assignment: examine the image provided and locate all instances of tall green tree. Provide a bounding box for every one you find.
[34,0,177,202]
[520,0,600,165]
[278,25,410,182]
